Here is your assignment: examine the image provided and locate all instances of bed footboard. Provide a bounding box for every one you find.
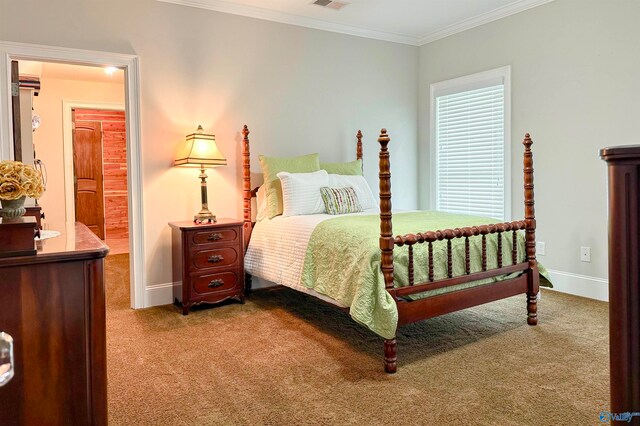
[377,129,539,373]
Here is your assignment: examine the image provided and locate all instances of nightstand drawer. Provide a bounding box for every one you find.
[192,246,239,270]
[192,271,238,294]
[192,228,239,246]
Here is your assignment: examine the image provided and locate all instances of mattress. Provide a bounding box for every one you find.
[244,208,379,307]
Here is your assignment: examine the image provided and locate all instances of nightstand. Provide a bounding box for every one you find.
[169,218,244,315]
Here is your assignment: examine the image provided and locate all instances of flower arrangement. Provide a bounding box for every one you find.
[0,160,45,200]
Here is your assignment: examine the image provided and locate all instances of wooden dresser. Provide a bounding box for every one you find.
[0,223,109,426]
[601,145,640,418]
[170,219,245,315]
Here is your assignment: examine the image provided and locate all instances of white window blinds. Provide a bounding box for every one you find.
[435,83,506,221]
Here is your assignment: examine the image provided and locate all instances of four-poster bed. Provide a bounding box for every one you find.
[241,125,541,373]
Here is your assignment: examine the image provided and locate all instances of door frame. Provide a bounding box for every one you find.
[63,101,125,226]
[0,41,146,309]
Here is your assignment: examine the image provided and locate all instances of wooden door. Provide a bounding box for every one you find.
[73,121,105,239]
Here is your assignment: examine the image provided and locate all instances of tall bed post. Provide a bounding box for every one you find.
[523,133,539,325]
[356,129,363,160]
[242,125,252,250]
[378,128,397,373]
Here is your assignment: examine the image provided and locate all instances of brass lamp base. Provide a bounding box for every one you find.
[194,209,216,224]
[193,166,217,224]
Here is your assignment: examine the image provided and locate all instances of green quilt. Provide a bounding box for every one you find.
[300,211,551,339]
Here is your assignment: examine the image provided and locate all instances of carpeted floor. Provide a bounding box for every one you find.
[105,254,609,425]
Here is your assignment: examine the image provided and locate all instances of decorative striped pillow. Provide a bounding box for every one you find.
[320,186,363,215]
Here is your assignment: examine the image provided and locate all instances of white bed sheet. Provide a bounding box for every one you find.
[244,209,379,307]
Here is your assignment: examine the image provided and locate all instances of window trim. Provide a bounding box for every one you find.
[429,66,512,221]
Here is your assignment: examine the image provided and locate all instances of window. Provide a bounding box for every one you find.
[431,66,510,221]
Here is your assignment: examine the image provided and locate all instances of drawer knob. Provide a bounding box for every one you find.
[208,279,224,288]
[207,255,224,263]
[207,233,223,241]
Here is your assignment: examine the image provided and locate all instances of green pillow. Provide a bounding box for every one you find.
[320,159,362,176]
[259,153,320,218]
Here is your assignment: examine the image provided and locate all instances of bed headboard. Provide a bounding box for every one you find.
[241,125,364,249]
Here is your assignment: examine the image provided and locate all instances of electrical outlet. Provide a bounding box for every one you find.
[580,246,591,262]
[536,241,546,256]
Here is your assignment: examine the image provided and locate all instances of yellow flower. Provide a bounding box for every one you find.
[0,160,44,200]
[22,179,44,199]
[21,165,38,179]
[0,179,25,200]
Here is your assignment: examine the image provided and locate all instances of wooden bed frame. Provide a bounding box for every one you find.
[241,125,539,373]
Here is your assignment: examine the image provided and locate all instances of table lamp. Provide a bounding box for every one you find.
[174,125,227,223]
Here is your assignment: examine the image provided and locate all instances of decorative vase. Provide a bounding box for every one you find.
[0,196,27,219]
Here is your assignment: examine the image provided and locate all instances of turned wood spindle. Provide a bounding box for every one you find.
[523,133,539,326]
[408,245,414,286]
[481,234,487,271]
[497,231,503,268]
[356,130,363,162]
[379,128,397,374]
[512,230,518,265]
[384,337,397,374]
[523,133,537,266]
[378,129,394,291]
[242,125,252,250]
[447,239,452,279]
[428,241,434,282]
[465,236,470,275]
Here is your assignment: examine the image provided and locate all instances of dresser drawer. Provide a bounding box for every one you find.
[191,227,239,246]
[192,271,238,295]
[192,246,239,270]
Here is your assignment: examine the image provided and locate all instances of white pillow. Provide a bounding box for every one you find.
[256,185,268,222]
[328,174,376,210]
[277,170,329,217]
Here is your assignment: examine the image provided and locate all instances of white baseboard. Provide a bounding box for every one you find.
[545,269,608,302]
[144,282,180,308]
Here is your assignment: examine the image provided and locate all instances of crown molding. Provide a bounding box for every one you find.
[157,0,554,47]
[157,0,420,46]
[417,0,555,45]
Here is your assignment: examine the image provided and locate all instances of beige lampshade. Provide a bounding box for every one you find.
[174,125,227,168]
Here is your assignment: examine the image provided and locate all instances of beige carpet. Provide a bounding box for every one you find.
[105,254,609,425]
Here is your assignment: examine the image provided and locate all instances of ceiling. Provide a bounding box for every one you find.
[158,0,553,45]
[19,60,124,84]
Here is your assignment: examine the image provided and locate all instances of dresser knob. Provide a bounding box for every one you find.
[208,279,224,288]
[207,233,223,241]
[207,255,224,263]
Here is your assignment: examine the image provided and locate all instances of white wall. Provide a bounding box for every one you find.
[0,0,418,300]
[30,77,125,225]
[6,0,629,304]
[418,0,640,299]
